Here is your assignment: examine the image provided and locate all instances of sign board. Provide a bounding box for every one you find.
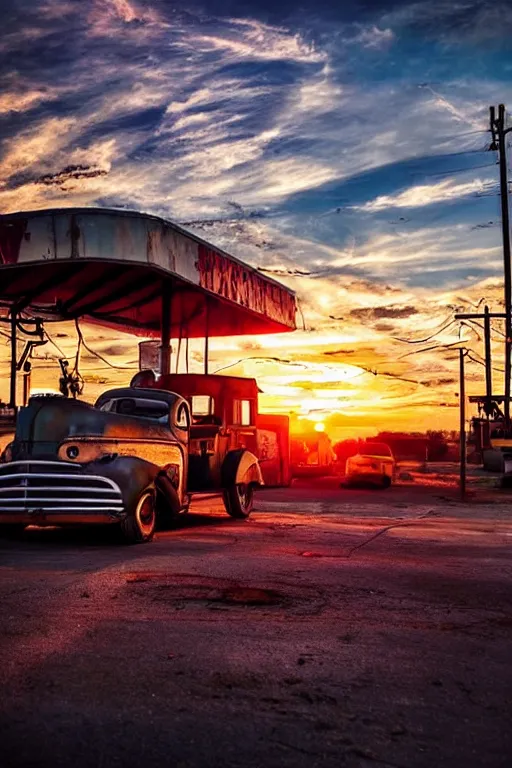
[138,340,167,372]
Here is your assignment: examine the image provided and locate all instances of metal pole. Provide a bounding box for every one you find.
[9,311,17,408]
[491,104,512,426]
[484,305,492,413]
[204,299,209,375]
[459,349,467,501]
[499,104,512,427]
[160,282,172,376]
[23,368,31,406]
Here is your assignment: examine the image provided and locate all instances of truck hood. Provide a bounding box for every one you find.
[13,396,171,458]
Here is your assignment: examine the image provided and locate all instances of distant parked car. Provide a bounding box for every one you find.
[343,442,395,489]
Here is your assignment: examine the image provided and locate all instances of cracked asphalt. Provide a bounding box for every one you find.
[1,479,512,768]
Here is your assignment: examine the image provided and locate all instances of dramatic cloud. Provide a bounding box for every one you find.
[345,25,395,49]
[352,176,497,212]
[0,0,509,431]
[350,306,419,320]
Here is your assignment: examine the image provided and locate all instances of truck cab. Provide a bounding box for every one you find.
[131,373,260,492]
[0,377,264,544]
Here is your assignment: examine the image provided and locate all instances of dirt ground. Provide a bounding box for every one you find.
[1,477,512,768]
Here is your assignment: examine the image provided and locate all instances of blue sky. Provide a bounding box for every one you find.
[1,0,511,431]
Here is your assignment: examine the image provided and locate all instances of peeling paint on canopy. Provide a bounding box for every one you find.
[0,208,297,338]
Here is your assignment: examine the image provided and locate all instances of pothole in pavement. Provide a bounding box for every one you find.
[146,584,285,609]
[124,572,323,613]
[220,587,282,605]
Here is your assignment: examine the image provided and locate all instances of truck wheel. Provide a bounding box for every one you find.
[382,476,391,489]
[120,488,156,543]
[224,483,254,519]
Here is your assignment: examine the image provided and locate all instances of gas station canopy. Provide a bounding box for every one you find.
[0,208,297,338]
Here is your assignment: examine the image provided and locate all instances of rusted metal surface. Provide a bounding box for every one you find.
[0,391,188,528]
[0,208,297,337]
[197,244,296,329]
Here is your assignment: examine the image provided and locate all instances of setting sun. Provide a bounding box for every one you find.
[314,422,326,433]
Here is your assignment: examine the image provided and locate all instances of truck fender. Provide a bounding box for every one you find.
[155,471,184,515]
[87,456,184,518]
[221,449,264,488]
[85,455,160,516]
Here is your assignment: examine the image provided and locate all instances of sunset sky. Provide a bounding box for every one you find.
[1,0,512,439]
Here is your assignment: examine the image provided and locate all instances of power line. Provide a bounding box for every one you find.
[467,351,504,374]
[416,162,497,179]
[397,339,465,360]
[358,366,429,386]
[392,316,457,344]
[436,129,489,139]
[43,327,67,358]
[213,356,296,374]
[74,320,137,370]
[465,317,506,340]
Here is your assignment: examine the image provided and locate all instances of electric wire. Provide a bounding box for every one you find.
[465,317,506,339]
[74,319,137,370]
[392,315,457,344]
[412,162,497,179]
[43,327,67,358]
[397,338,466,360]
[466,351,504,374]
[213,356,295,373]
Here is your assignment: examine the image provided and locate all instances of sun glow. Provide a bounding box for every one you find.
[314,422,326,432]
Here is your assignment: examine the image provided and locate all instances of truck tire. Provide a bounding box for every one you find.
[224,483,254,519]
[120,488,156,543]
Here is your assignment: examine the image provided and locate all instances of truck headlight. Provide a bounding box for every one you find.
[66,445,80,460]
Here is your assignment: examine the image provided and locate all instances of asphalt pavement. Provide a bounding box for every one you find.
[1,480,511,768]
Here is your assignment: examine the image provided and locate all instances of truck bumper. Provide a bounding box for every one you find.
[0,460,124,526]
[345,470,391,486]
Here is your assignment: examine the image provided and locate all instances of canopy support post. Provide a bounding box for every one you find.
[160,283,172,376]
[204,299,209,375]
[9,310,17,408]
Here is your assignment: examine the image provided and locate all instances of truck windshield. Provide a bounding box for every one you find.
[99,397,169,423]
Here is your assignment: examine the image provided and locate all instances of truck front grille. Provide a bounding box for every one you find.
[0,460,123,515]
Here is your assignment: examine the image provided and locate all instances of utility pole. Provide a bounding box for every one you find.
[490,104,512,427]
[459,348,467,501]
[484,305,492,412]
